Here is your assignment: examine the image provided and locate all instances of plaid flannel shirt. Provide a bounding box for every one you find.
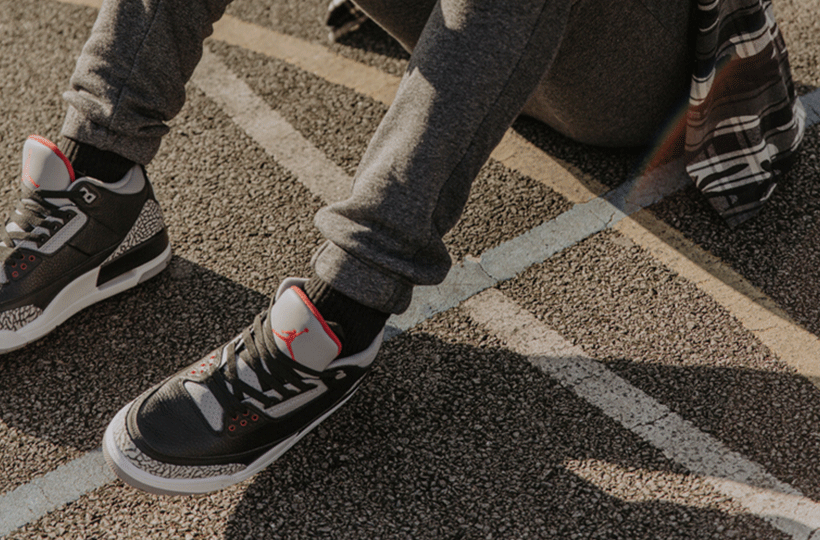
[685,0,806,226]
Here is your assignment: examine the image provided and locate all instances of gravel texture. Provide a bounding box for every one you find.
[501,230,820,500]
[650,126,820,338]
[11,311,786,540]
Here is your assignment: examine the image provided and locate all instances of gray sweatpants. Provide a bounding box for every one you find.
[62,0,691,314]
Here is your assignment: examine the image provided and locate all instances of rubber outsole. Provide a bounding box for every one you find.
[0,243,172,354]
[102,380,364,496]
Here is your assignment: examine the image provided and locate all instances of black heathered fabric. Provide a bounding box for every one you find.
[60,138,136,183]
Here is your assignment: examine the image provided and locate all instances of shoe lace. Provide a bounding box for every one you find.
[207,309,322,418]
[0,189,79,260]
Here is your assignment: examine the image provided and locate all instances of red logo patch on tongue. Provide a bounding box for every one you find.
[272,328,310,361]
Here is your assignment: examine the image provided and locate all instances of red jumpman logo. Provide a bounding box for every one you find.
[22,149,39,188]
[272,327,310,360]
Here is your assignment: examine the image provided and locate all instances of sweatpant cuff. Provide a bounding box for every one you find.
[60,105,162,165]
[312,241,414,315]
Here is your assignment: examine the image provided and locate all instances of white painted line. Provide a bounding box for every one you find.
[462,289,820,540]
[615,210,820,384]
[567,458,820,539]
[802,88,820,127]
[0,450,113,537]
[388,158,691,332]
[15,0,819,533]
[212,15,401,107]
[210,13,608,204]
[190,48,353,204]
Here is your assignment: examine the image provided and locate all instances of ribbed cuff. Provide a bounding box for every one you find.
[60,104,162,165]
[311,241,414,315]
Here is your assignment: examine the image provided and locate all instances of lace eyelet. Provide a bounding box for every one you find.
[228,425,236,432]
[240,420,247,427]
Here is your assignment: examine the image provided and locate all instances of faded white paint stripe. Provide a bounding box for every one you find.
[0,450,113,537]
[389,158,691,332]
[210,15,608,204]
[190,48,353,204]
[802,88,820,126]
[212,15,401,107]
[462,289,820,540]
[615,210,820,384]
[13,0,819,534]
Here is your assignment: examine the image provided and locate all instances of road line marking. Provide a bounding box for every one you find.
[212,16,401,108]
[191,48,353,204]
[566,458,820,539]
[803,88,820,126]
[0,450,113,537]
[16,0,819,533]
[462,289,820,540]
[210,14,606,203]
[389,158,691,332]
[56,0,98,6]
[615,211,820,385]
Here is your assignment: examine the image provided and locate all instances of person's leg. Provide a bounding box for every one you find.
[1,0,233,352]
[101,0,578,495]
[99,0,691,496]
[356,0,691,148]
[313,0,575,316]
[312,0,691,316]
[521,0,692,147]
[61,0,234,166]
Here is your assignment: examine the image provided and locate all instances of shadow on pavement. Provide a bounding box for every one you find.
[649,124,820,339]
[514,104,820,349]
[333,17,410,65]
[221,318,814,540]
[0,255,270,454]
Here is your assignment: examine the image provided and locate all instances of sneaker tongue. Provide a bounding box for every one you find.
[20,136,74,191]
[268,286,343,372]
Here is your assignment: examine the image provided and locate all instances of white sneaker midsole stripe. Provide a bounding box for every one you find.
[0,244,171,354]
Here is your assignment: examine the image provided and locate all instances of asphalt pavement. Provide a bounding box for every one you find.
[0,0,819,538]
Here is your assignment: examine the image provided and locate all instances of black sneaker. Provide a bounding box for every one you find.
[102,277,384,495]
[0,135,171,353]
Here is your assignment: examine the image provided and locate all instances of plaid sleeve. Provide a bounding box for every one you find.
[685,0,806,226]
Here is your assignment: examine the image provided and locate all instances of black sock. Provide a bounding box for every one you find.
[60,138,136,184]
[303,277,389,357]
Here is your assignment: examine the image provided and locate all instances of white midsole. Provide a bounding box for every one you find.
[0,244,172,354]
[102,381,364,496]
